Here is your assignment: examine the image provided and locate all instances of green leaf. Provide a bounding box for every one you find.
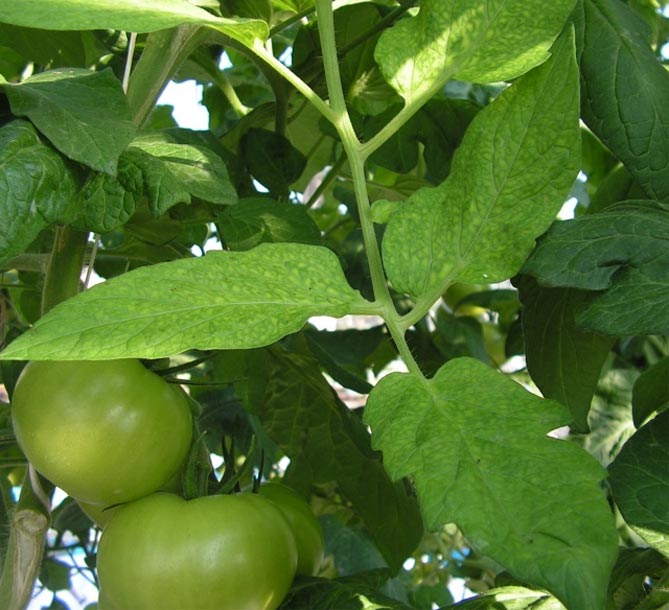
[218,197,321,251]
[0,243,362,360]
[366,98,479,182]
[521,200,669,336]
[578,368,637,468]
[246,347,424,573]
[374,0,576,104]
[514,275,613,432]
[76,149,147,233]
[1,68,136,173]
[240,128,307,195]
[633,358,669,427]
[577,0,669,202]
[364,358,618,610]
[382,28,580,299]
[0,24,97,70]
[0,0,268,46]
[607,548,668,610]
[442,586,565,610]
[279,571,412,610]
[609,410,669,558]
[0,120,77,266]
[130,136,237,206]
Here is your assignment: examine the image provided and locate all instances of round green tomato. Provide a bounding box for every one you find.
[97,492,298,610]
[259,482,324,576]
[11,360,192,505]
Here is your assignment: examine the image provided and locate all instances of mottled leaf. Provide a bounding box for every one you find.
[365,358,618,610]
[521,200,669,336]
[609,410,669,558]
[1,68,136,173]
[577,0,669,202]
[375,0,576,103]
[0,0,268,46]
[0,120,77,266]
[382,29,579,300]
[514,275,613,432]
[0,244,362,360]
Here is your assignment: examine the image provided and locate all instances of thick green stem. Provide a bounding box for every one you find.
[314,0,424,379]
[126,25,209,127]
[41,226,88,316]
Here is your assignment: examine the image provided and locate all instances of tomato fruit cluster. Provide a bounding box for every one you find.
[11,359,325,610]
[11,359,193,505]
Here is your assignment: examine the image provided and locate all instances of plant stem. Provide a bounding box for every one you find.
[249,41,337,126]
[314,0,424,379]
[127,25,209,127]
[41,226,88,316]
[212,71,250,117]
[0,468,52,610]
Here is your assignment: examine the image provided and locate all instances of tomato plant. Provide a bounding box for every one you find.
[0,1,668,610]
[97,492,297,610]
[259,482,324,577]
[11,359,192,505]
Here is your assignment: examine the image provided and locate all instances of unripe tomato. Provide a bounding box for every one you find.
[78,467,184,528]
[97,492,298,610]
[259,482,324,576]
[11,360,192,505]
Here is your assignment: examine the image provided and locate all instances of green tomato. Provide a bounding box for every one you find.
[11,360,192,505]
[259,482,324,576]
[97,492,298,610]
[77,466,184,528]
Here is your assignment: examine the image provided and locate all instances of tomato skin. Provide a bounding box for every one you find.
[259,482,324,576]
[97,492,298,610]
[11,360,192,505]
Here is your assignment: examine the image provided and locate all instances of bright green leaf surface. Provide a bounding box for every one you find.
[0,0,268,46]
[0,244,361,360]
[383,29,580,300]
[364,358,618,610]
[0,120,77,266]
[609,410,669,558]
[578,0,669,202]
[248,347,423,573]
[1,69,136,174]
[375,0,575,104]
[130,137,237,206]
[515,275,613,432]
[521,200,669,336]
